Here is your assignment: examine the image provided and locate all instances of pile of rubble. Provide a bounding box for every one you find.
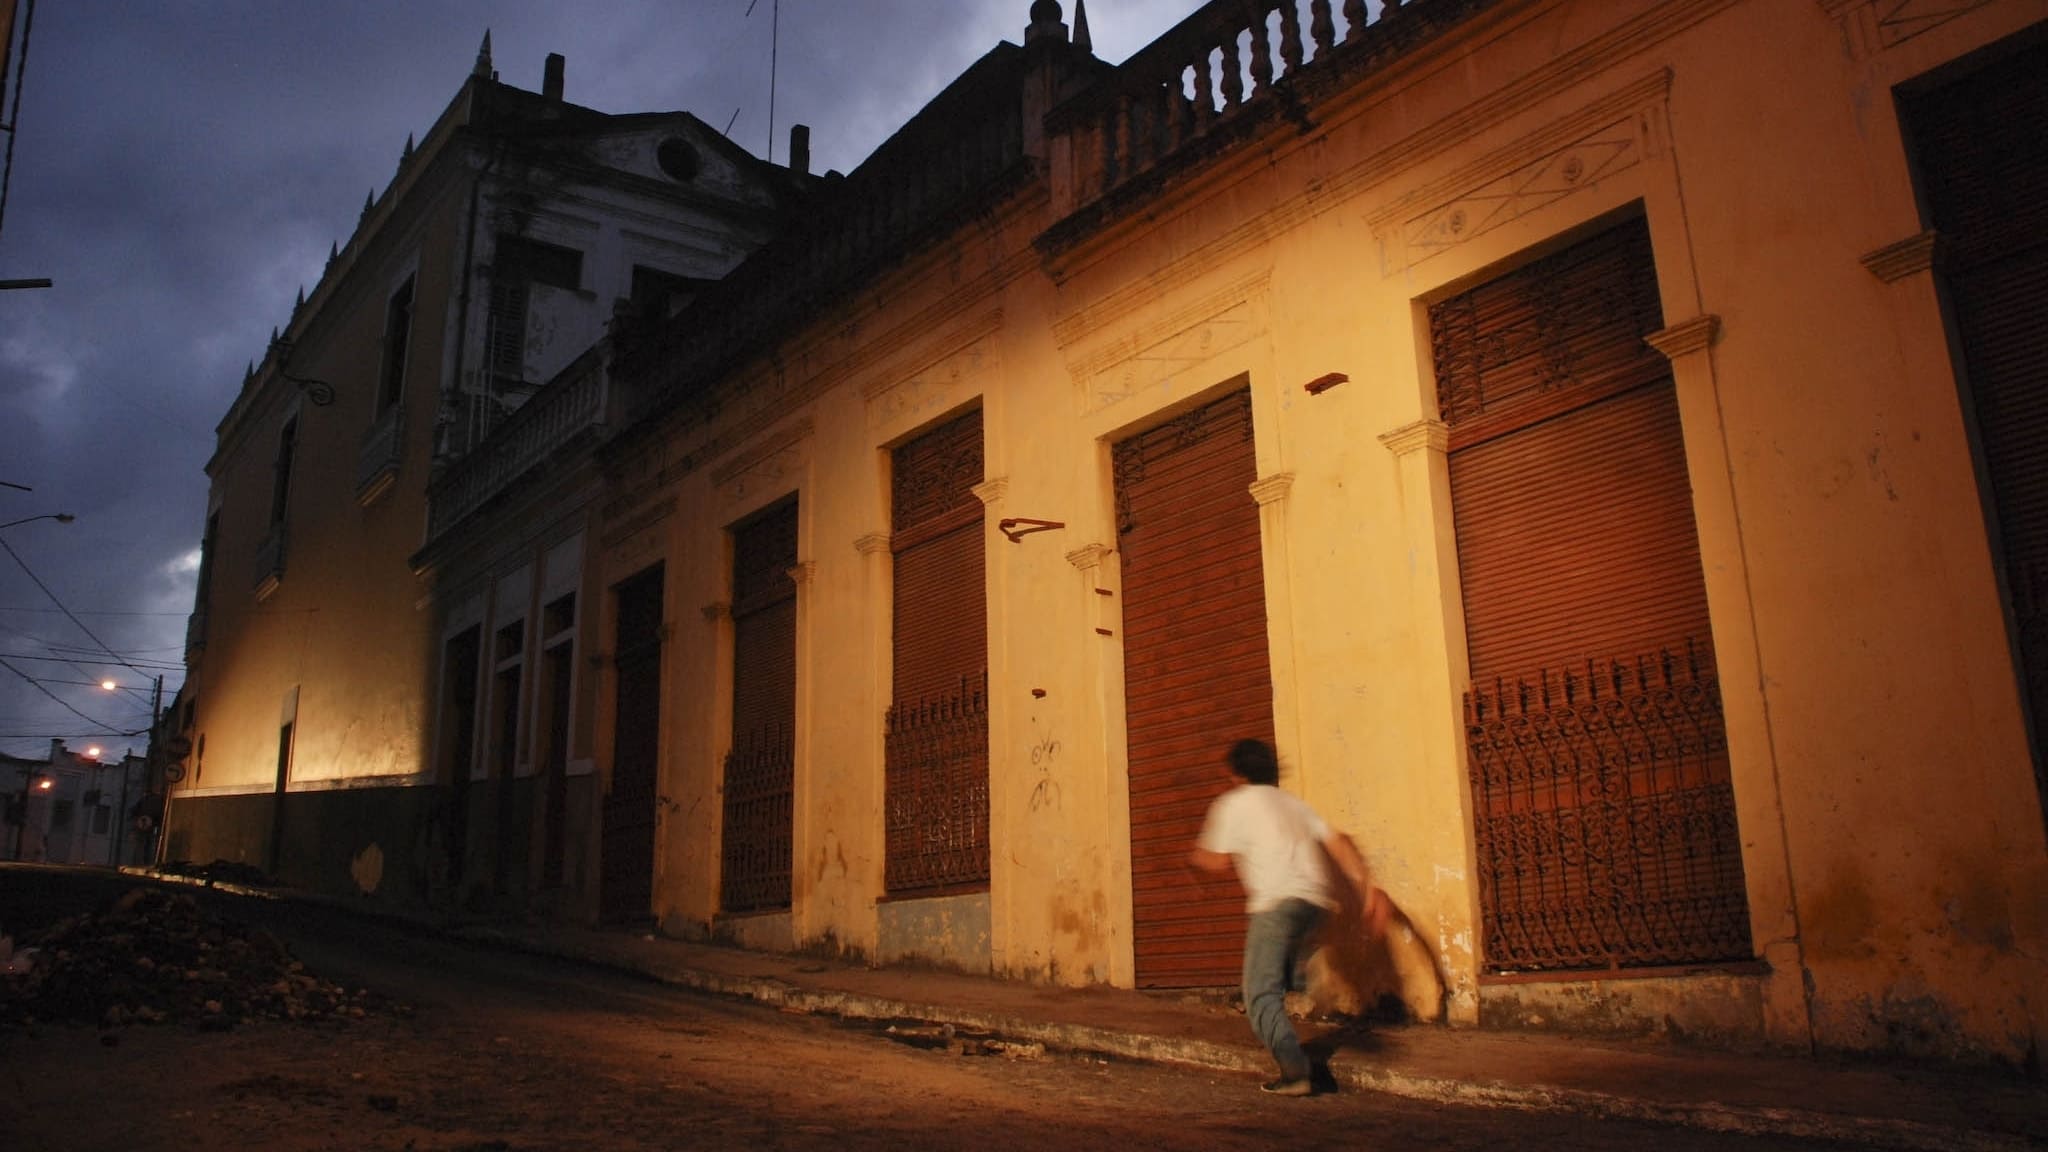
[0,887,388,1031]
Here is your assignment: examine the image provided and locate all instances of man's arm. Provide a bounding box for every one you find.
[1322,830,1391,935]
[1189,847,1233,876]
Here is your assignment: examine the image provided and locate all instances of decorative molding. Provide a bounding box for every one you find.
[1378,419,1450,457]
[786,561,817,587]
[701,601,730,622]
[1822,0,1994,57]
[1249,473,1295,507]
[861,308,1004,401]
[1056,261,1268,355]
[709,416,813,487]
[1645,315,1722,360]
[854,532,892,555]
[972,477,1009,508]
[1066,543,1112,573]
[710,418,812,509]
[1067,272,1271,417]
[1860,231,1940,283]
[1371,71,1671,273]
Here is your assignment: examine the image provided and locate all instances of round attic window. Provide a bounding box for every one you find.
[657,138,700,182]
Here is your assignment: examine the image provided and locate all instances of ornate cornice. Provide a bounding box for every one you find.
[701,601,730,622]
[1378,419,1450,457]
[1645,315,1722,360]
[854,532,892,555]
[972,477,1009,508]
[1860,231,1940,283]
[786,561,817,587]
[1249,473,1295,507]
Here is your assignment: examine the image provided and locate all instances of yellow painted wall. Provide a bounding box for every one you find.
[602,0,2047,1063]
[188,190,462,806]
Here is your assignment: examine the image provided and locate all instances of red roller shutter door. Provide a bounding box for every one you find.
[1437,217,1751,973]
[723,500,798,914]
[887,408,990,894]
[1116,388,1272,988]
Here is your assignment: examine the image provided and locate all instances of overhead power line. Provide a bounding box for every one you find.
[0,535,161,682]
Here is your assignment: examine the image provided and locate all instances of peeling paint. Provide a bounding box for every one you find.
[350,842,384,895]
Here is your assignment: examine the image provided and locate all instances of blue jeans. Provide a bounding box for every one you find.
[1243,898,1326,1080]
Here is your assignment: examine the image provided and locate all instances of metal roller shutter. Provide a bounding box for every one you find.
[1436,217,1751,973]
[887,408,990,894]
[1902,41,2048,826]
[1116,388,1272,988]
[723,501,798,913]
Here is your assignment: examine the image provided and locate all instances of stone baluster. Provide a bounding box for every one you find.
[1340,0,1365,39]
[1310,0,1334,56]
[1281,1,1304,74]
[1169,69,1194,152]
[1251,12,1275,96]
[1194,46,1218,125]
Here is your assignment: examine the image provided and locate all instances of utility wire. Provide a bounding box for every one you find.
[0,653,183,670]
[0,535,158,682]
[0,657,123,733]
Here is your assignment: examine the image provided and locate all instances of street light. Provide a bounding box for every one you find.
[0,512,75,531]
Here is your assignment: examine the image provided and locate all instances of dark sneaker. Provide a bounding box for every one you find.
[1260,1077,1314,1097]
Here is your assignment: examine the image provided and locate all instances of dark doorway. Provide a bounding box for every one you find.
[601,564,663,925]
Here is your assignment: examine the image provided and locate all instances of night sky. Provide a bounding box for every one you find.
[0,0,1202,759]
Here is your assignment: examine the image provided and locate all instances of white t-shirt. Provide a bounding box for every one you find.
[1196,783,1336,914]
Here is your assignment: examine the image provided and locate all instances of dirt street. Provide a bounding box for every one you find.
[2,871,1857,1151]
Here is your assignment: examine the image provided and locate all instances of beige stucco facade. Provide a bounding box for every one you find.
[593,0,2048,1066]
[168,0,2048,1068]
[171,48,799,909]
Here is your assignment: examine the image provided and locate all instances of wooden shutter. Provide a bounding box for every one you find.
[723,501,798,913]
[1437,217,1751,972]
[1116,388,1271,988]
[886,409,990,894]
[1902,40,2048,825]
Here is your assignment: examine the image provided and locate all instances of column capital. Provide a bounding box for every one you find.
[1066,542,1112,572]
[701,601,730,622]
[1378,419,1449,457]
[786,561,817,586]
[854,532,892,555]
[1861,230,1940,283]
[1645,314,1721,361]
[972,477,1009,507]
[1249,472,1295,507]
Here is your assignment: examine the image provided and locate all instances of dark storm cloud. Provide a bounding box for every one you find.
[0,0,1199,755]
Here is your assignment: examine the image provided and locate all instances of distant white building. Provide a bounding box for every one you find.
[5,740,149,866]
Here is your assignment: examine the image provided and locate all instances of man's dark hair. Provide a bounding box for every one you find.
[1226,738,1280,785]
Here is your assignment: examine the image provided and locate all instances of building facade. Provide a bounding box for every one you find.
[168,39,801,912]
[174,0,2048,1067]
[582,0,2048,1065]
[5,741,149,866]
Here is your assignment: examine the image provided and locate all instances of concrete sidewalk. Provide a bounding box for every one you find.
[439,916,2047,1152]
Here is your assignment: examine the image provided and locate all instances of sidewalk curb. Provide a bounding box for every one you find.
[457,925,2039,1152]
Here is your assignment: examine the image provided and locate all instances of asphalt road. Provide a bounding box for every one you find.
[1,867,1862,1151]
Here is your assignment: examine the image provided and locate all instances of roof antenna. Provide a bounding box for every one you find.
[744,0,780,163]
